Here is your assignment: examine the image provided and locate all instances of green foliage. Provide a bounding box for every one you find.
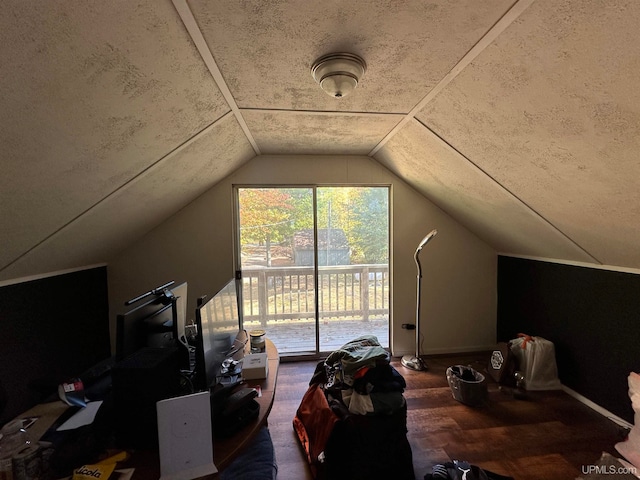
[239,186,389,265]
[349,187,389,264]
[283,188,314,231]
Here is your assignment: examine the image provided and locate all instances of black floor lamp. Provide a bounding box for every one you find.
[401,229,438,371]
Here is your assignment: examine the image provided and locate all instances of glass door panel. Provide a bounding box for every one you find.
[237,187,316,354]
[316,187,390,351]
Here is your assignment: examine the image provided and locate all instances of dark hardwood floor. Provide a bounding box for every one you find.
[268,352,629,480]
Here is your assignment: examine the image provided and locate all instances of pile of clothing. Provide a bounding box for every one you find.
[319,335,407,416]
[294,335,414,480]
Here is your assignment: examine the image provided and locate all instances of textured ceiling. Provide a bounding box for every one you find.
[1,0,639,280]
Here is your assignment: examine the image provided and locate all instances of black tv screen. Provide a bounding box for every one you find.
[194,279,245,391]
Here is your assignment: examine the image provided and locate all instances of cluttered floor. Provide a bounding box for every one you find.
[269,352,629,480]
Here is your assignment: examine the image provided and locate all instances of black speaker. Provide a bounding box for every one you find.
[112,347,181,449]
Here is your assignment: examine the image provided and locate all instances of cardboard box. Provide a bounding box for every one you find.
[242,353,268,380]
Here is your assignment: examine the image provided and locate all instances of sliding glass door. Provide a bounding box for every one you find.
[236,186,389,355]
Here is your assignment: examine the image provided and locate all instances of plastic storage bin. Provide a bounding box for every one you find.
[446,365,487,406]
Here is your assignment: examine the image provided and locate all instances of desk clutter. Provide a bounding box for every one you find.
[1,278,279,479]
[0,418,45,480]
[1,405,134,480]
[0,346,268,480]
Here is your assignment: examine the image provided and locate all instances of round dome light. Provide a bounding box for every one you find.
[311,53,366,98]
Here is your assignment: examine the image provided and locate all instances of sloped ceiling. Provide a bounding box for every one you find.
[2,0,639,280]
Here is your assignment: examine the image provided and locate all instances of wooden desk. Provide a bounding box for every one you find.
[19,339,279,479]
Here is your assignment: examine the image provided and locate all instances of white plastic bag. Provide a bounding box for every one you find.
[509,333,562,390]
[616,372,640,469]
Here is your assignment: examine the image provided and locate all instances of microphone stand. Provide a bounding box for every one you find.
[401,229,438,371]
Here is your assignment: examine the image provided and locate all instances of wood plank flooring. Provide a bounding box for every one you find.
[268,352,629,480]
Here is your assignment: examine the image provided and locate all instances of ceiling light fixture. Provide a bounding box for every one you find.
[311,52,366,98]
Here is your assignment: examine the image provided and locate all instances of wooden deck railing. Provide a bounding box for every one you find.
[241,264,389,327]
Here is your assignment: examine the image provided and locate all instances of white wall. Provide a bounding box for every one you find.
[107,155,497,356]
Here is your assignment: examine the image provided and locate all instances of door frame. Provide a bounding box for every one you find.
[233,184,391,359]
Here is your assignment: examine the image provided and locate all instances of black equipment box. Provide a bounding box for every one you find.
[111,347,181,449]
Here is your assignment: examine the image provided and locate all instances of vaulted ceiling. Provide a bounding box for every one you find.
[2,0,639,280]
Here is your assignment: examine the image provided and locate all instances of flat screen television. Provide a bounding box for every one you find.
[194,279,246,391]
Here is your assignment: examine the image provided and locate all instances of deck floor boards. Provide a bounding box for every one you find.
[244,317,389,354]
